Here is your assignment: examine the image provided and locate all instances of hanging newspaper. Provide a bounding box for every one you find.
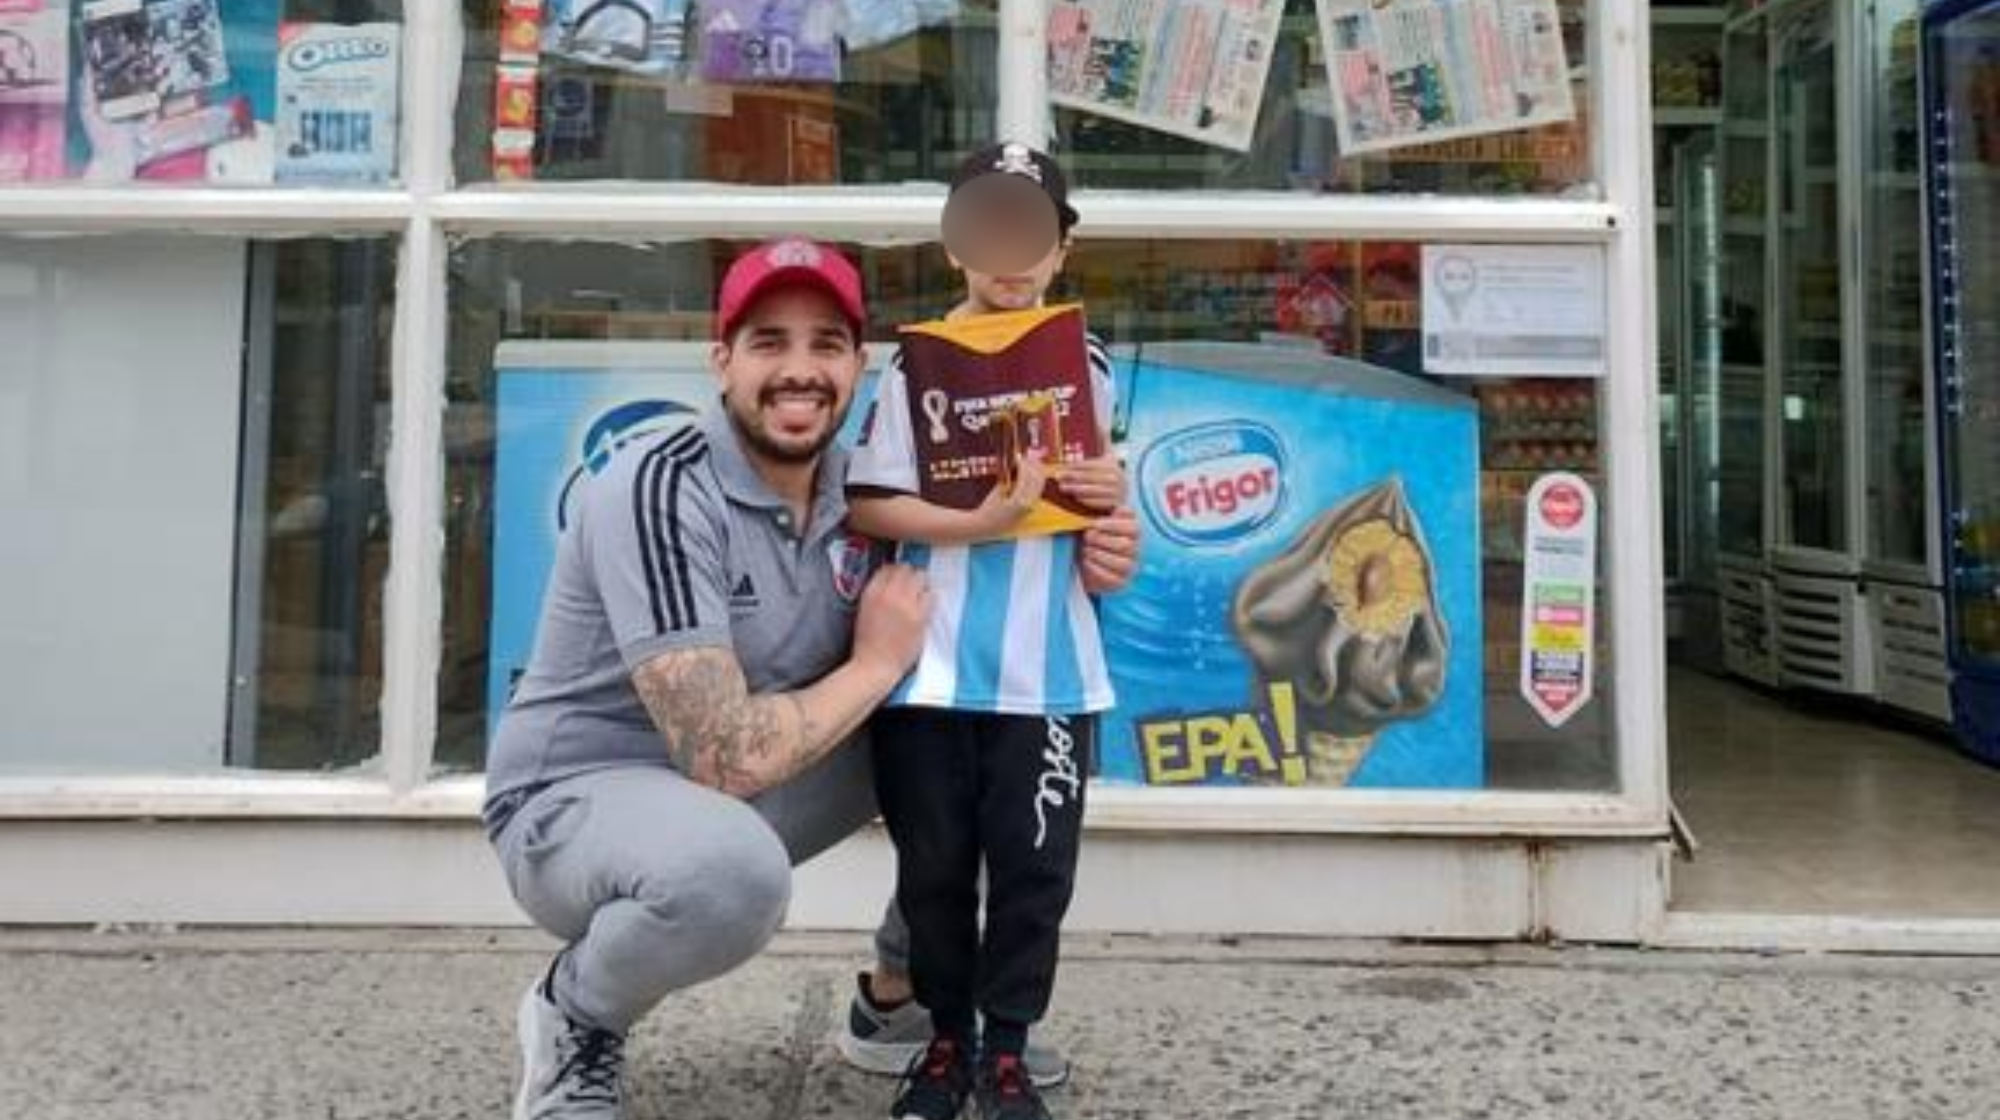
[1316,0,1574,157]
[1047,0,1285,152]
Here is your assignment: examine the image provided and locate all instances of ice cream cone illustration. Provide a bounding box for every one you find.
[1230,476,1449,786]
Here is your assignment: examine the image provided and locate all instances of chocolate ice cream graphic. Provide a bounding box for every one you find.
[1231,477,1450,786]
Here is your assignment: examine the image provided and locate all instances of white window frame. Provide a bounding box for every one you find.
[0,0,1665,842]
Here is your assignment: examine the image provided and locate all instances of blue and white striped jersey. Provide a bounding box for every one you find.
[847,334,1117,716]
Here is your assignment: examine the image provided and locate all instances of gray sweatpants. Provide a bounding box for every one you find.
[491,734,907,1034]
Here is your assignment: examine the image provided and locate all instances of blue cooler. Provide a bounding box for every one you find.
[1101,343,1484,789]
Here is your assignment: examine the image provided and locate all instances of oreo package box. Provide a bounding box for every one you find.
[1101,343,1484,789]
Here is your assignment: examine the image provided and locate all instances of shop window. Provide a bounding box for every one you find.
[0,234,395,774]
[454,0,992,185]
[0,0,406,187]
[442,234,1618,794]
[1053,0,1595,197]
[1069,238,1615,793]
[436,237,960,771]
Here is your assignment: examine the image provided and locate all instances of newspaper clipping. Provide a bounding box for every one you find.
[1317,0,1574,157]
[1047,0,1286,152]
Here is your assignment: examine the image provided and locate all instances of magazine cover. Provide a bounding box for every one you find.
[274,21,399,184]
[71,0,280,182]
[542,0,688,76]
[79,0,228,118]
[0,0,69,181]
[79,0,163,119]
[892,303,1105,540]
[699,0,841,83]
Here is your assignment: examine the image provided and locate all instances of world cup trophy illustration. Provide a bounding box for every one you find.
[993,390,1063,493]
[1230,476,1450,786]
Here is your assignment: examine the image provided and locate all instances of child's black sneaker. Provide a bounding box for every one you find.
[890,1035,974,1120]
[974,1052,1053,1120]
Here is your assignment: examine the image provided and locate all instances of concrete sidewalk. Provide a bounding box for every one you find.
[0,928,1994,1120]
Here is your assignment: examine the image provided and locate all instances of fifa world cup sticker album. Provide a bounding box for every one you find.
[893,303,1105,541]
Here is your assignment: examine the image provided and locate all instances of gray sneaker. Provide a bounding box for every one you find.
[514,981,627,1120]
[834,974,1071,1089]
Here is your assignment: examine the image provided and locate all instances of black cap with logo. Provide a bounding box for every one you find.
[949,142,1080,233]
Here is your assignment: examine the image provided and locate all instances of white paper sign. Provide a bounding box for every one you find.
[1519,472,1597,728]
[1421,244,1607,378]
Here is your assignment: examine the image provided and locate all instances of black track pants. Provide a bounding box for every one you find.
[871,707,1093,1038]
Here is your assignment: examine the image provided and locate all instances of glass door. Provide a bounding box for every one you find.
[1928,1,2000,672]
[1717,13,1772,562]
[1865,0,1933,575]
[1772,1,1849,559]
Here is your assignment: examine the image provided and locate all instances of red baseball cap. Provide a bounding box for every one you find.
[716,239,867,342]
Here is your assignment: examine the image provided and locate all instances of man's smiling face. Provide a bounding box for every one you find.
[712,284,866,467]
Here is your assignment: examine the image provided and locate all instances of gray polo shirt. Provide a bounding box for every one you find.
[484,408,873,825]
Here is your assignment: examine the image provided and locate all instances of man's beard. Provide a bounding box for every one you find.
[725,381,847,465]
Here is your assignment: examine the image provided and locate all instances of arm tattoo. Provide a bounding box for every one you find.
[631,648,811,796]
[786,693,817,752]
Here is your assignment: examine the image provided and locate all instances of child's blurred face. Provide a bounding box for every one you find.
[955,238,1071,315]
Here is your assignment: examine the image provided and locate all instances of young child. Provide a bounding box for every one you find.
[845,142,1126,1120]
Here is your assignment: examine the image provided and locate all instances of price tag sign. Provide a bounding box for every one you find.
[1520,472,1597,727]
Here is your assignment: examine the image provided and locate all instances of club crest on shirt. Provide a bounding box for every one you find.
[827,532,875,603]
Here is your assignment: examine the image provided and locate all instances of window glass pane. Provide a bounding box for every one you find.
[1772,5,1844,554]
[444,235,1616,794]
[1053,0,1594,197]
[1864,0,1926,568]
[455,1,991,185]
[438,238,959,771]
[1071,238,1614,793]
[0,0,405,187]
[0,234,394,774]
